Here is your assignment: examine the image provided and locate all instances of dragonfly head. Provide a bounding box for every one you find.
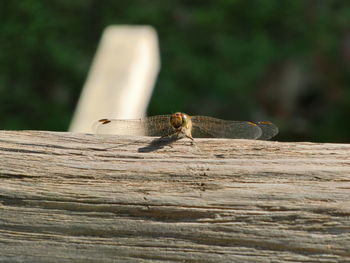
[170,112,192,129]
[170,112,193,140]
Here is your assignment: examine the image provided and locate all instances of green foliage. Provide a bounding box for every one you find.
[1,0,350,141]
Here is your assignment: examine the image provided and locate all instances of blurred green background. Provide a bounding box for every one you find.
[1,0,350,142]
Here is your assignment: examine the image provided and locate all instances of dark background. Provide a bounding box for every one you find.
[1,0,350,142]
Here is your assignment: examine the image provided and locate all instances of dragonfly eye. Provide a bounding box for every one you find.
[181,114,191,125]
[170,112,183,129]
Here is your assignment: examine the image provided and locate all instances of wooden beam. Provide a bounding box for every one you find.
[0,130,349,262]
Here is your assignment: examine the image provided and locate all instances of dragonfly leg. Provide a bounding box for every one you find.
[185,134,194,141]
[160,132,177,140]
[159,130,194,143]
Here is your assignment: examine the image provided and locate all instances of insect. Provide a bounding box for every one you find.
[94,112,278,140]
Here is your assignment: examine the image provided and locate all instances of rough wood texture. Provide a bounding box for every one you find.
[0,130,349,262]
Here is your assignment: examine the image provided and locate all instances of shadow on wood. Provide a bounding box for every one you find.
[0,130,349,262]
[138,136,184,153]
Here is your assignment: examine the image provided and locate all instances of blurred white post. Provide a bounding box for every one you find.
[69,25,160,133]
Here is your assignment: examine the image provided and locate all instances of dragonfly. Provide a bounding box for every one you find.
[94,112,278,140]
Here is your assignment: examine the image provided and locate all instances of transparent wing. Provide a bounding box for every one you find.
[253,121,279,140]
[93,115,174,136]
[191,116,263,139]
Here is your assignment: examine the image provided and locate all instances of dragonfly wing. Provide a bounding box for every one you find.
[253,121,279,140]
[191,116,262,139]
[143,115,174,136]
[93,119,146,135]
[93,115,174,137]
[191,126,215,138]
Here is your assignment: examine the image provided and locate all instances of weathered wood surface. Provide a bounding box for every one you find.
[0,130,349,262]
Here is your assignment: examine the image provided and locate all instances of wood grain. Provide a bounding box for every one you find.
[0,130,349,262]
